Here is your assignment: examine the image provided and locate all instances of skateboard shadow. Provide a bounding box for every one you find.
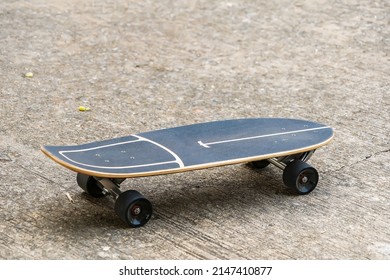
[143,165,295,224]
[35,165,294,231]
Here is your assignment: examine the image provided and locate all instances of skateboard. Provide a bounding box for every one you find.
[41,118,334,227]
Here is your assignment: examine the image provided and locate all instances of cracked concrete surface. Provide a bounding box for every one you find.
[0,0,389,259]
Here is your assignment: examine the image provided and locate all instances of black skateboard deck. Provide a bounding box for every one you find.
[42,118,334,227]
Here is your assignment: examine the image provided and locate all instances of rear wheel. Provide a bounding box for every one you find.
[249,160,270,169]
[282,160,319,195]
[76,173,106,197]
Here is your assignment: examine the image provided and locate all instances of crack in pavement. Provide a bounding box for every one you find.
[325,148,390,173]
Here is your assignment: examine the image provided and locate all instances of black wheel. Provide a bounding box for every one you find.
[249,160,270,169]
[282,160,319,195]
[115,190,152,227]
[76,173,106,198]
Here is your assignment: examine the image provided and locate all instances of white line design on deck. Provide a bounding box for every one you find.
[197,126,330,148]
[59,135,184,170]
[136,135,184,168]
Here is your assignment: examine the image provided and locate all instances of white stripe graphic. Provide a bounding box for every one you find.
[198,126,330,148]
[60,138,141,154]
[59,135,184,170]
[136,135,184,168]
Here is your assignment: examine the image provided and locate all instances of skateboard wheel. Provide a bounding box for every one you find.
[115,190,152,228]
[249,160,270,169]
[76,173,106,198]
[282,160,319,195]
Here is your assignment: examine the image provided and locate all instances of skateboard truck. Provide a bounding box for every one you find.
[267,149,314,170]
[95,178,123,199]
[76,174,152,228]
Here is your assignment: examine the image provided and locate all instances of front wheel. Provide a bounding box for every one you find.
[114,190,152,227]
[282,160,319,195]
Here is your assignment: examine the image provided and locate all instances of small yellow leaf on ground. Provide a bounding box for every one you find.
[78,106,91,111]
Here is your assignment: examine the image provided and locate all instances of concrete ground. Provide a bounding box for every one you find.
[0,0,389,259]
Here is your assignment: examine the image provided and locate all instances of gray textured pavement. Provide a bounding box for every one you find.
[0,0,389,259]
